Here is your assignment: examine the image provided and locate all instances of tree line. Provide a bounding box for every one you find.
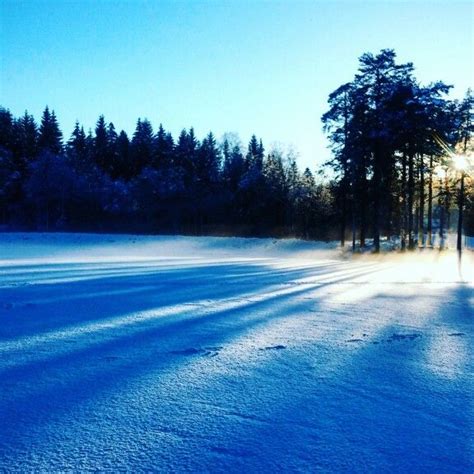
[0,49,472,249]
[322,49,473,252]
[0,106,334,238]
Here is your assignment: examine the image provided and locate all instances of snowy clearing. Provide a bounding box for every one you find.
[0,233,473,472]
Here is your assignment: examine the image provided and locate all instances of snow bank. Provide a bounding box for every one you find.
[0,232,341,265]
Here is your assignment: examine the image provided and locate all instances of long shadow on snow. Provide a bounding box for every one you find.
[0,263,388,450]
[0,260,349,339]
[0,261,383,376]
[0,259,285,286]
[217,284,473,473]
[0,262,384,384]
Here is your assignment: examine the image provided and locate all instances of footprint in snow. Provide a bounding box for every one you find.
[388,333,421,342]
[170,346,222,357]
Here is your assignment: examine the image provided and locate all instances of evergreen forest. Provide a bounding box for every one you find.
[1,50,472,250]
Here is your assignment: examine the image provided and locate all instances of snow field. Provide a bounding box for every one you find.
[0,233,472,472]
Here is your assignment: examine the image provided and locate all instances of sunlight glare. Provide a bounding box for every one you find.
[453,154,469,171]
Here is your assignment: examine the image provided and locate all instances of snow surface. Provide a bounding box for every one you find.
[0,232,473,472]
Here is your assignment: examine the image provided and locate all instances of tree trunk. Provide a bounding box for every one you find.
[427,155,433,247]
[340,214,346,248]
[351,192,356,252]
[340,190,346,248]
[414,205,419,246]
[373,151,382,253]
[373,198,380,252]
[445,173,451,241]
[359,163,368,248]
[439,177,445,250]
[408,152,415,249]
[401,152,407,250]
[359,207,366,248]
[457,173,465,256]
[418,154,425,247]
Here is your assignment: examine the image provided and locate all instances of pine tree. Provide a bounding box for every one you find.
[131,118,154,175]
[93,115,109,171]
[106,122,118,177]
[14,111,38,171]
[223,143,244,192]
[153,124,174,170]
[322,82,354,247]
[67,121,87,165]
[263,149,288,230]
[0,107,15,152]
[116,130,132,179]
[175,128,199,188]
[246,134,263,173]
[198,132,220,185]
[38,106,63,154]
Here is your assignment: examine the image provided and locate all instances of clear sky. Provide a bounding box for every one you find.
[1,0,473,171]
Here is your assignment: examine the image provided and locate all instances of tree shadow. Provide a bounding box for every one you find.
[0,261,388,467]
[213,284,473,472]
[0,259,350,340]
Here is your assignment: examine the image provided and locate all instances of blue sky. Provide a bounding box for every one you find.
[1,0,473,171]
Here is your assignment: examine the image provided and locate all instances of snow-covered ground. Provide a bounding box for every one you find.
[0,233,472,472]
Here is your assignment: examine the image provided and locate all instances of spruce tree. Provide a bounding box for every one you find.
[153,124,174,170]
[131,118,154,175]
[67,121,87,166]
[14,111,38,171]
[116,130,132,179]
[38,106,63,154]
[94,115,109,171]
[0,107,14,152]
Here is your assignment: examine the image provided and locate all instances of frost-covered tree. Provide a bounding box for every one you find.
[24,151,74,230]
